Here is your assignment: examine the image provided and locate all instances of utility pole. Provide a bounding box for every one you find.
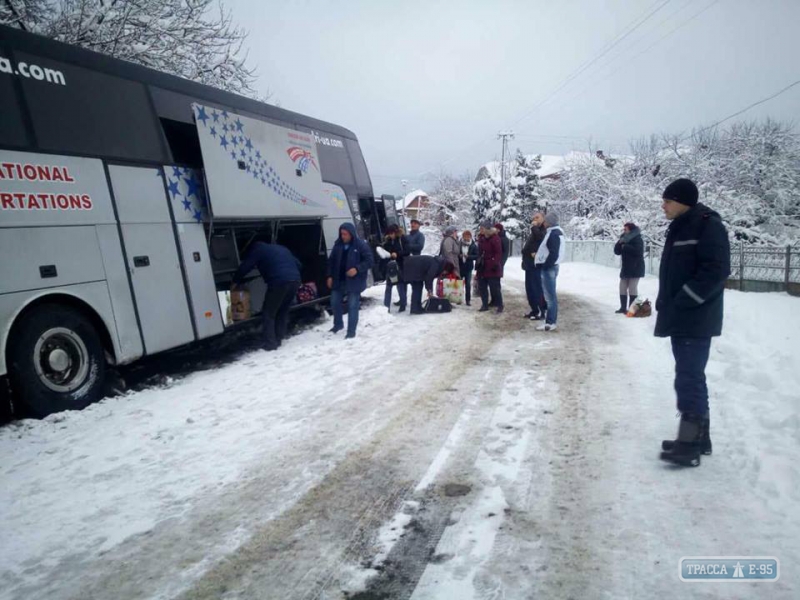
[401,179,408,225]
[497,131,515,216]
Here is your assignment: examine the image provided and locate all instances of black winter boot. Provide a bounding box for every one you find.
[663,415,712,455]
[615,295,627,314]
[660,413,704,467]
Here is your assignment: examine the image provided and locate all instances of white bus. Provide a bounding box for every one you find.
[0,24,384,418]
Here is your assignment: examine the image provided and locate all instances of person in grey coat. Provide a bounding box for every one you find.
[439,225,461,277]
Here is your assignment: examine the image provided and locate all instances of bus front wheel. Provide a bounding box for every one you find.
[9,304,106,418]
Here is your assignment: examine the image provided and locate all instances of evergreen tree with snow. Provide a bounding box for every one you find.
[501,151,544,239]
[472,171,502,225]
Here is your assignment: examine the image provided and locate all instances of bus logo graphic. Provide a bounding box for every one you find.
[331,191,346,210]
[680,557,779,582]
[286,147,318,173]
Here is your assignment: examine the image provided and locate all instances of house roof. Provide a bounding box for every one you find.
[396,189,428,209]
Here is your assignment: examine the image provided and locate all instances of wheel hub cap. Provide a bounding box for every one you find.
[48,348,70,372]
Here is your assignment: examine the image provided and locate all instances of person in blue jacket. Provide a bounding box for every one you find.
[232,241,302,351]
[326,222,374,339]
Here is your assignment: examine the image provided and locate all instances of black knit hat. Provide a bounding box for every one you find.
[662,178,698,207]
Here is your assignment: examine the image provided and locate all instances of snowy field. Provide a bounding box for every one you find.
[1,263,798,599]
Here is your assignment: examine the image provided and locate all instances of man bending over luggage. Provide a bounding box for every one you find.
[232,241,302,351]
[403,255,454,314]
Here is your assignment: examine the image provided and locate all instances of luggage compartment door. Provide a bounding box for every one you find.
[108,165,195,355]
[164,166,225,340]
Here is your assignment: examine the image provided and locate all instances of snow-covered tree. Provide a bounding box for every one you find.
[540,120,800,246]
[1,0,266,99]
[500,151,544,239]
[425,172,475,229]
[472,169,502,226]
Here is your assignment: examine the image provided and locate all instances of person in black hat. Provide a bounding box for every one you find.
[657,178,731,467]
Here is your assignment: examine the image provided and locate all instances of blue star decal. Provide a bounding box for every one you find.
[261,176,266,184]
[182,198,192,211]
[245,138,253,150]
[256,150,261,160]
[196,106,209,126]
[193,209,203,222]
[167,179,181,197]
[185,176,200,198]
[156,170,164,179]
[172,166,181,178]
[219,135,229,149]
[222,110,229,119]
[230,150,237,160]
[222,123,229,133]
[235,118,244,132]
[212,110,220,122]
[210,126,218,138]
[240,148,246,159]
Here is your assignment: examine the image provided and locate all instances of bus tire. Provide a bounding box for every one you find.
[9,304,106,418]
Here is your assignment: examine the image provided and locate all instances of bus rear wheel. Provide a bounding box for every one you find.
[9,304,106,418]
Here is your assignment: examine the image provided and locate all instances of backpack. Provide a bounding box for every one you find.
[386,260,400,284]
[424,297,452,313]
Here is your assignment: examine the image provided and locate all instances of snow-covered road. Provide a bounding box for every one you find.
[1,264,798,599]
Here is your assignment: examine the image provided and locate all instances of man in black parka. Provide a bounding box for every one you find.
[656,178,730,467]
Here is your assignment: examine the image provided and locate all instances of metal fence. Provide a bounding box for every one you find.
[563,240,800,292]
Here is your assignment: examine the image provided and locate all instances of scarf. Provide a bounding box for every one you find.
[620,227,641,244]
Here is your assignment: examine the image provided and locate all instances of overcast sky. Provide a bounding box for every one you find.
[229,0,800,196]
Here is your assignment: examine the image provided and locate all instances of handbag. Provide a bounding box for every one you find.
[386,259,399,284]
[424,297,452,313]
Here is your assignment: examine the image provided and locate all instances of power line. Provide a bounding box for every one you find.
[508,0,672,129]
[695,78,800,134]
[418,1,671,177]
[543,0,718,122]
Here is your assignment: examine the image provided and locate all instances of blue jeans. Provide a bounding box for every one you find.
[541,265,559,324]
[525,266,545,315]
[671,337,711,415]
[384,279,407,309]
[331,288,361,336]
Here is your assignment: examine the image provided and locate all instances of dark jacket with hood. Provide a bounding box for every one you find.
[655,203,730,338]
[403,255,447,292]
[459,239,479,275]
[495,224,510,266]
[327,222,374,294]
[407,229,425,256]
[614,226,646,279]
[521,224,546,270]
[382,234,410,271]
[233,242,302,286]
[478,228,504,278]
